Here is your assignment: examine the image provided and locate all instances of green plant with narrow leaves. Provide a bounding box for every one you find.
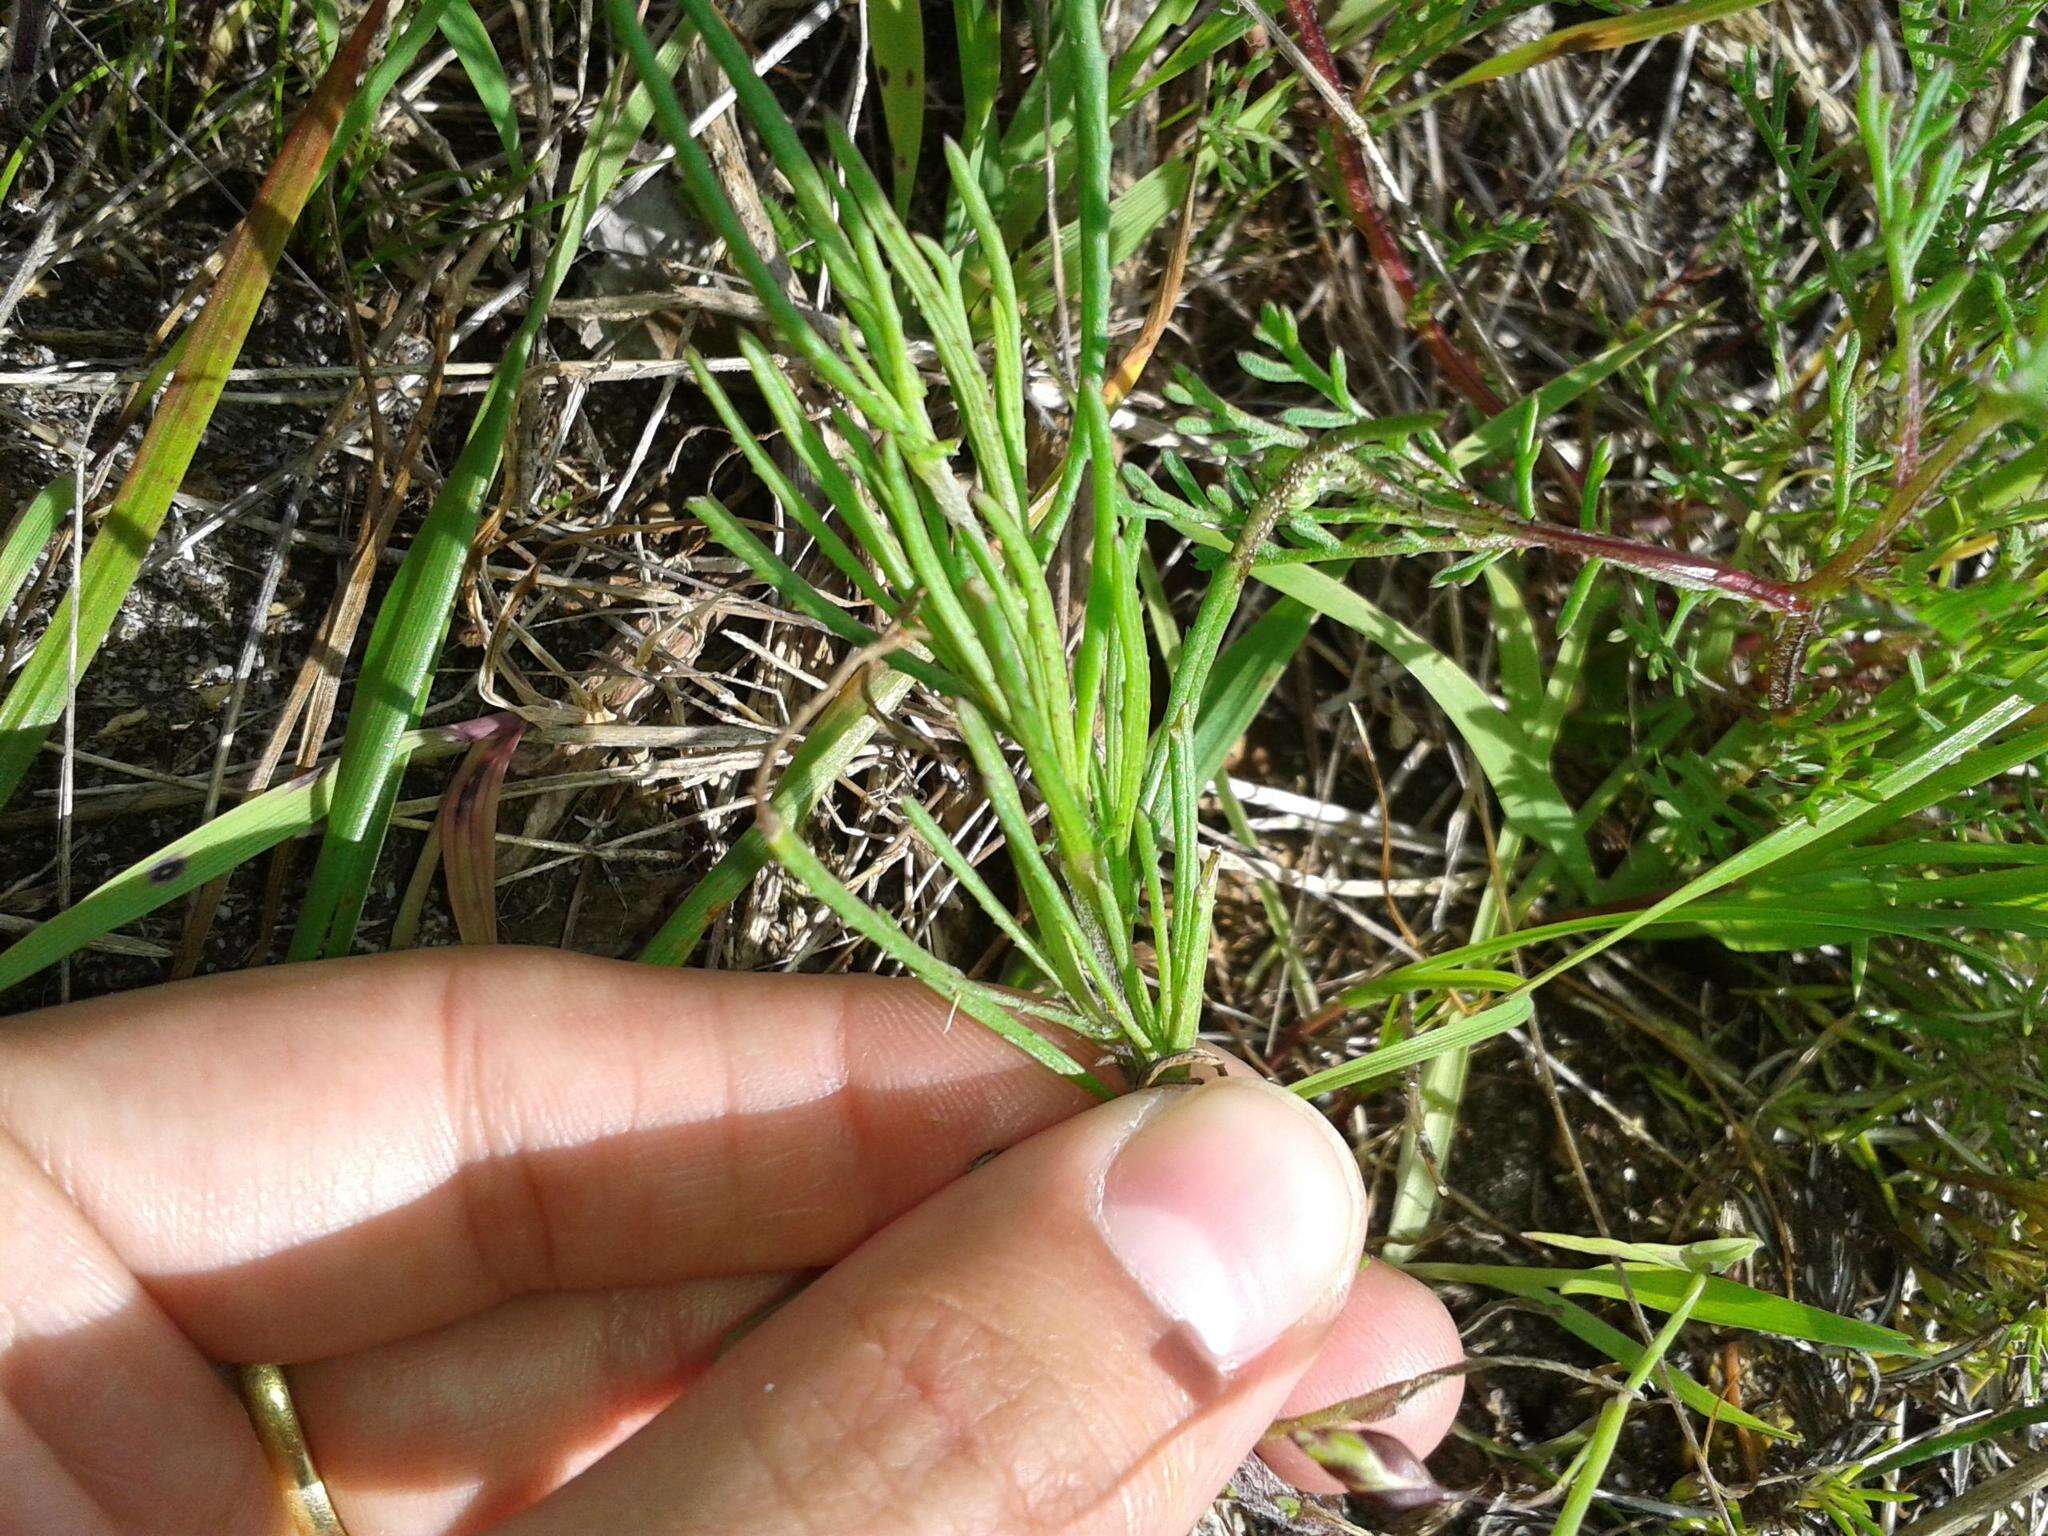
[6,1,2046,1521]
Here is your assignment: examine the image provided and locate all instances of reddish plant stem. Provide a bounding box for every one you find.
[1279,0,1820,693]
[1280,0,1507,419]
[1493,522,1812,615]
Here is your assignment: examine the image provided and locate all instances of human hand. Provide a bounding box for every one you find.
[0,950,1461,1535]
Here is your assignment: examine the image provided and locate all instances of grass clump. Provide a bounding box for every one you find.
[2,0,2046,1527]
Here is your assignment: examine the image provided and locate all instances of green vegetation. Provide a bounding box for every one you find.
[2,0,2043,1526]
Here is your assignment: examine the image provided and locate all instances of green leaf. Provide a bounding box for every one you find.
[1177,526,1597,892]
[0,723,472,994]
[326,0,461,176]
[1518,1285,1793,1439]
[1434,0,1775,96]
[0,476,69,619]
[1189,597,1315,792]
[870,0,926,211]
[1291,993,1536,1098]
[292,22,693,958]
[1519,668,2048,992]
[0,0,393,811]
[438,0,527,174]
[640,672,916,965]
[1986,328,2048,430]
[1448,319,1692,469]
[952,0,1001,167]
[1526,1231,1764,1274]
[1408,1262,1925,1355]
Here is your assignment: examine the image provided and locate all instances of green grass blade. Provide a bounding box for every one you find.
[761,812,1111,1093]
[0,477,69,618]
[1291,993,1536,1097]
[0,62,108,205]
[639,670,917,966]
[0,0,391,812]
[952,0,1001,168]
[0,722,471,994]
[1449,319,1691,469]
[325,0,459,176]
[1178,522,1598,891]
[870,0,925,210]
[1189,598,1314,791]
[291,24,691,958]
[1518,670,2048,992]
[1550,1272,1708,1536]
[1521,1285,1792,1439]
[1863,1406,2048,1477]
[1432,0,1773,97]
[1406,1262,1924,1355]
[438,0,527,173]
[1,774,333,994]
[902,799,1064,983]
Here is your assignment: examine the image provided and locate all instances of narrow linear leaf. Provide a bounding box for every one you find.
[1449,319,1692,468]
[437,0,527,173]
[1178,524,1597,891]
[1519,1285,1792,1439]
[1436,0,1774,96]
[869,0,925,211]
[1864,1407,2048,1477]
[952,0,1000,166]
[1189,598,1316,791]
[0,476,69,618]
[0,0,393,811]
[1527,1231,1763,1275]
[1407,1262,1924,1355]
[639,670,915,965]
[1522,673,2048,991]
[1292,993,1536,1098]
[0,723,475,994]
[326,0,460,175]
[436,712,524,945]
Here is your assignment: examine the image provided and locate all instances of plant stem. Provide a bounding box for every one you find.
[1796,402,1996,601]
[1278,0,1506,418]
[1550,1270,1709,1536]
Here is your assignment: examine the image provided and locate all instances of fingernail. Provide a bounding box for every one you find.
[1096,1078,1363,1373]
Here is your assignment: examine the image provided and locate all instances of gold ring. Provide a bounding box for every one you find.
[237,1363,351,1536]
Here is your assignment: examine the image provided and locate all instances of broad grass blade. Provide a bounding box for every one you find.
[870,0,925,210]
[0,721,474,994]
[292,26,692,959]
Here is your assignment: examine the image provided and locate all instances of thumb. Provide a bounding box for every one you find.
[501,1076,1366,1536]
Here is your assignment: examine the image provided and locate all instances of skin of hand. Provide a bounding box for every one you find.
[0,949,1463,1536]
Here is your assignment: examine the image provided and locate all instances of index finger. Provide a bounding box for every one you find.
[0,950,1101,1361]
